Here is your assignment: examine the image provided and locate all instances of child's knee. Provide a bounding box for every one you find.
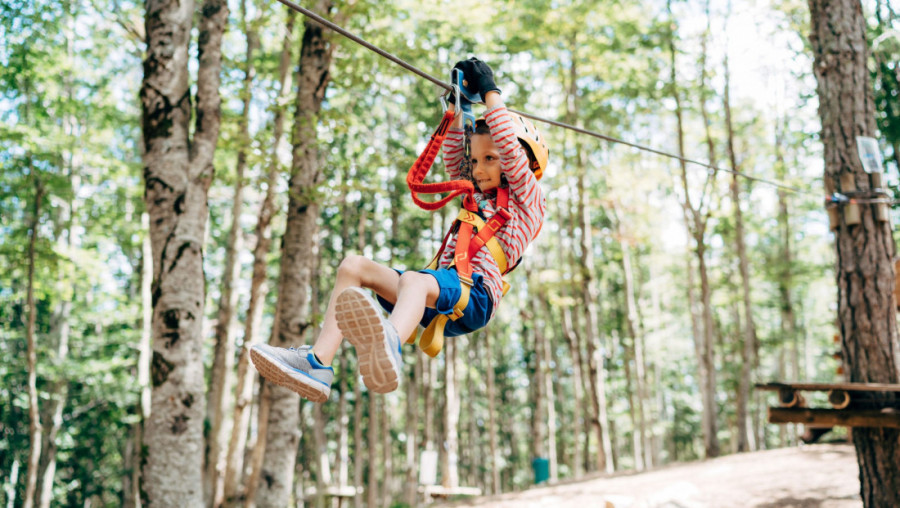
[337,255,369,278]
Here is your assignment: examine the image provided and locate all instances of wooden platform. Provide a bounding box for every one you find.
[756,381,900,429]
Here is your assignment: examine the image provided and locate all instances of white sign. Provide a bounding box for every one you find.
[856,136,885,174]
[419,450,438,486]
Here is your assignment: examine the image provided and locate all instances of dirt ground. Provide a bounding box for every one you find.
[448,444,861,508]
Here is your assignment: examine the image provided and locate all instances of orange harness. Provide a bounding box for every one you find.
[405,109,513,356]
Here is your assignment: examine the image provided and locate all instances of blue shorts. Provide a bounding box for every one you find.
[376,268,493,337]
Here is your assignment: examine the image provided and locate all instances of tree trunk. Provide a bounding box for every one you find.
[528,284,546,463]
[36,17,81,503]
[224,10,295,506]
[403,337,419,505]
[568,45,613,473]
[141,0,227,502]
[254,4,334,505]
[808,1,900,505]
[721,24,758,455]
[558,199,586,475]
[441,340,461,488]
[541,308,559,482]
[23,179,44,508]
[465,342,479,487]
[36,211,73,508]
[774,117,797,448]
[367,395,378,508]
[132,213,154,508]
[206,2,255,504]
[484,330,501,494]
[353,375,364,508]
[613,208,647,471]
[667,0,719,458]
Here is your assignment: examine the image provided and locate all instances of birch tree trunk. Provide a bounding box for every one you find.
[540,307,559,481]
[23,179,43,508]
[442,339,460,488]
[558,202,585,475]
[566,38,613,473]
[254,4,334,505]
[141,0,227,502]
[808,1,900,505]
[527,285,546,464]
[403,336,419,505]
[224,10,295,506]
[723,37,758,454]
[36,189,74,508]
[367,395,378,508]
[206,2,255,504]
[484,330,501,494]
[667,0,720,458]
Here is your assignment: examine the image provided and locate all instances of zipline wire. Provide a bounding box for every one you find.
[274,0,829,199]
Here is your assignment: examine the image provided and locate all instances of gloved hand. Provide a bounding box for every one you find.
[452,57,501,102]
[444,88,457,107]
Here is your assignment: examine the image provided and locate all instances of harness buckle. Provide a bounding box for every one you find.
[459,274,474,287]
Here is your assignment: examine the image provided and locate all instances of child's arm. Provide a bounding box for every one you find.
[483,92,545,236]
[442,103,467,179]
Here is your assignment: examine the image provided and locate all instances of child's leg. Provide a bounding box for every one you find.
[314,255,401,364]
[389,271,440,340]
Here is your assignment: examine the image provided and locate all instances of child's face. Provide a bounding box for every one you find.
[470,134,502,192]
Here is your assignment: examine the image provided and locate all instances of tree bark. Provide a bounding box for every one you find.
[367,395,378,508]
[484,330,501,494]
[23,179,44,508]
[141,0,227,502]
[667,0,720,458]
[558,199,585,476]
[609,203,648,471]
[36,199,74,508]
[567,38,613,473]
[808,1,900,505]
[441,340,461,488]
[540,305,559,481]
[253,3,334,505]
[774,117,797,450]
[206,2,256,504]
[224,10,295,506]
[721,17,758,455]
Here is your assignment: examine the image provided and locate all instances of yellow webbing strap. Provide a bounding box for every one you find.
[412,280,472,357]
[455,209,509,274]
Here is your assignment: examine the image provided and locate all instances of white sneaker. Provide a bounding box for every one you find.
[335,287,402,394]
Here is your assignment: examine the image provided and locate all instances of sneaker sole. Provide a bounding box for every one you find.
[335,288,400,394]
[250,347,329,403]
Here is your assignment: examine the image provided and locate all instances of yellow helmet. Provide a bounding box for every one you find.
[509,113,549,181]
[475,113,549,181]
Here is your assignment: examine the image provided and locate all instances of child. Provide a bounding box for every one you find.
[251,57,548,402]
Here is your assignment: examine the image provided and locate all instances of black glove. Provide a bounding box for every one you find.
[444,88,457,107]
[453,57,501,101]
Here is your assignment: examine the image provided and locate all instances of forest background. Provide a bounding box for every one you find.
[2,0,899,506]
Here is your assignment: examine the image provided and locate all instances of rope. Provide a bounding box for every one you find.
[274,0,885,203]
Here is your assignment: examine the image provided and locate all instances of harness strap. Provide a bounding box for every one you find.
[406,109,478,212]
[404,113,518,357]
[416,281,471,357]
[410,188,515,356]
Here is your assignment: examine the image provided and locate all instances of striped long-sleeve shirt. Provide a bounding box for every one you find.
[439,105,547,314]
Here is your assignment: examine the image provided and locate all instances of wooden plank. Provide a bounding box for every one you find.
[756,382,900,393]
[768,407,900,429]
[418,485,482,498]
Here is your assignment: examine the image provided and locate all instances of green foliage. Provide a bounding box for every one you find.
[0,0,879,504]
